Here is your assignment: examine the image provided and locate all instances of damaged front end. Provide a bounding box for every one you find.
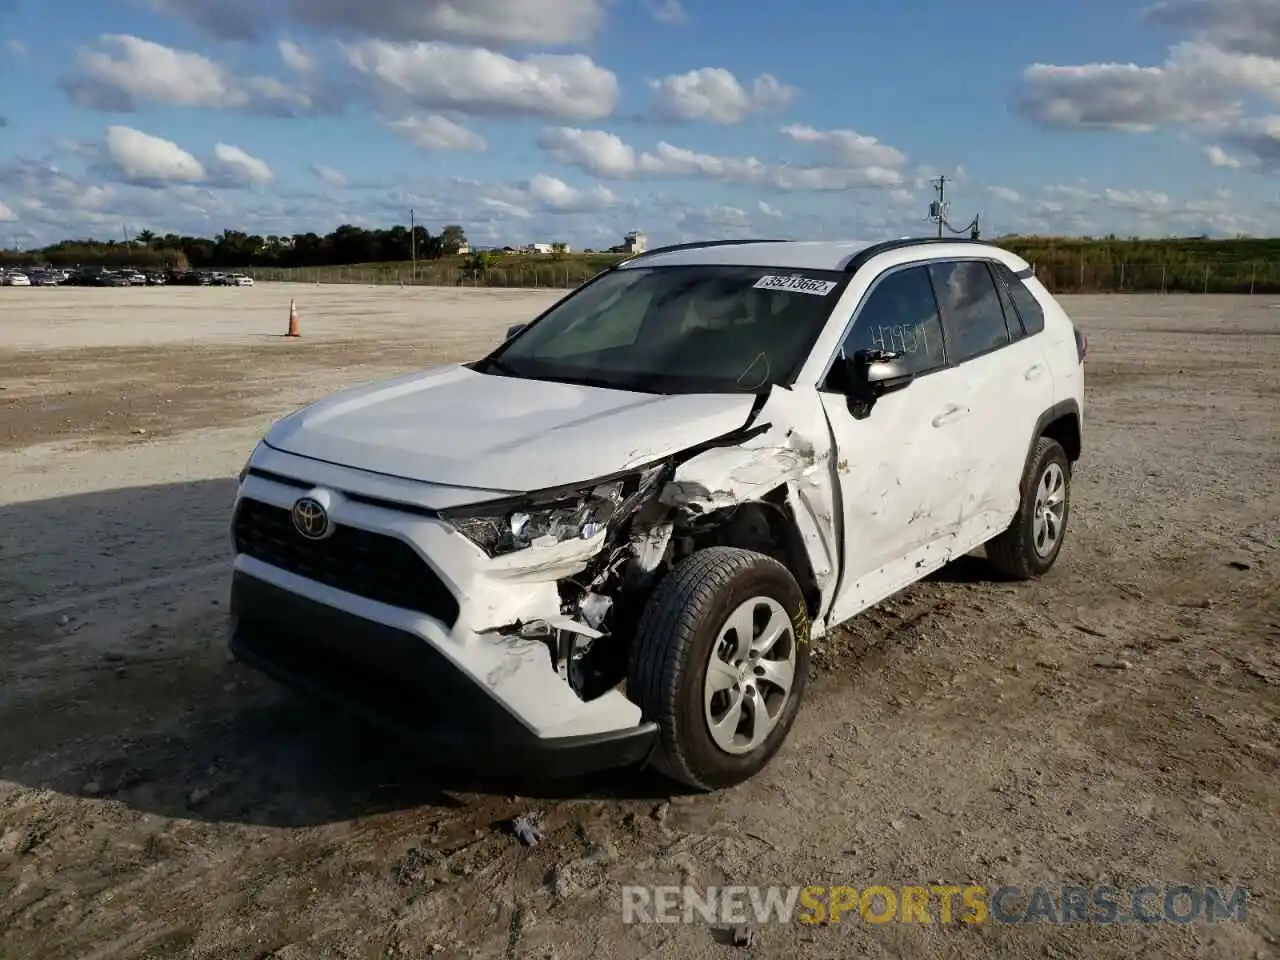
[436,388,840,706]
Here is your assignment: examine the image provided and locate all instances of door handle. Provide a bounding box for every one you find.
[931,404,969,428]
[1024,363,1045,381]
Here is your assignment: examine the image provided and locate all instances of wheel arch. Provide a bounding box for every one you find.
[1031,399,1081,464]
[681,487,822,620]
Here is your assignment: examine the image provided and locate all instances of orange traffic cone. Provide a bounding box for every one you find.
[287,299,300,337]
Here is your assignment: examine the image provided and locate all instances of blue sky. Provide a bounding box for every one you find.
[0,0,1277,249]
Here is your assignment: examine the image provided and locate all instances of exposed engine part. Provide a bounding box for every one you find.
[580,592,613,630]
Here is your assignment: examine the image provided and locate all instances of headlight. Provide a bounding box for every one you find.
[237,441,262,483]
[442,473,644,558]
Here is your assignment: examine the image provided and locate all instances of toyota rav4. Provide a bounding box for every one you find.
[228,237,1086,791]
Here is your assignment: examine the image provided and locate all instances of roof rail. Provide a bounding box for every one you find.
[843,236,994,274]
[620,237,784,265]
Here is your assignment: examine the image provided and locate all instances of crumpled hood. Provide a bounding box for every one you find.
[264,363,758,493]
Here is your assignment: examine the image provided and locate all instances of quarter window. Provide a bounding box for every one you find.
[928,260,1010,362]
[993,263,1046,336]
[834,265,946,378]
[991,266,1026,341]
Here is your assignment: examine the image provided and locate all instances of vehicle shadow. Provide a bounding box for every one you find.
[0,478,682,831]
[925,551,1014,584]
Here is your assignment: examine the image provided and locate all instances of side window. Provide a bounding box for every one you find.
[835,266,946,377]
[993,263,1046,336]
[928,260,1010,363]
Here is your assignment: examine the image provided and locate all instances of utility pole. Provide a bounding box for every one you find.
[926,174,981,240]
[930,176,948,237]
[410,207,415,283]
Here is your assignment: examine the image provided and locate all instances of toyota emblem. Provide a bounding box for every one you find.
[291,496,330,540]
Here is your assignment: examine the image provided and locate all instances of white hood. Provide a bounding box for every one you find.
[264,364,758,493]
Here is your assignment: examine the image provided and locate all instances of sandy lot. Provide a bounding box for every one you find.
[0,284,1277,959]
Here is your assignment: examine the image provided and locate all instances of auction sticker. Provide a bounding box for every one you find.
[753,274,838,295]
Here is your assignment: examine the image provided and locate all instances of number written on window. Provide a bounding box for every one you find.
[840,266,946,376]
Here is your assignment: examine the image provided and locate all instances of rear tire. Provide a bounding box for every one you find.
[986,436,1071,580]
[628,547,811,791]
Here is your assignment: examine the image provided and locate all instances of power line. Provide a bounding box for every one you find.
[927,175,982,240]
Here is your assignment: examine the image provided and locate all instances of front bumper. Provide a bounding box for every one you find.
[229,571,658,779]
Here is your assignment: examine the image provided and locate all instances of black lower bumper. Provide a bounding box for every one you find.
[228,571,658,780]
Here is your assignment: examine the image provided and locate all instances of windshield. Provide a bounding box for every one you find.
[477,264,848,394]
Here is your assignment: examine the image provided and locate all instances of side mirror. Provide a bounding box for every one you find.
[844,348,914,399]
[504,322,527,341]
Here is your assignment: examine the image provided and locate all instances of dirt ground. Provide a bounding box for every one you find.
[0,284,1277,959]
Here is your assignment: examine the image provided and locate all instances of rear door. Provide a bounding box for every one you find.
[928,259,1055,536]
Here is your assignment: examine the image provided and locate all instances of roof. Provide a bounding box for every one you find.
[617,237,1018,273]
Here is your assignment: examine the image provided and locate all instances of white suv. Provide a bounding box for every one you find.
[228,237,1085,791]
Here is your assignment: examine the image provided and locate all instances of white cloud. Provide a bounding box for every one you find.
[1103,188,1171,208]
[1223,114,1280,168]
[312,164,348,187]
[6,39,28,59]
[647,0,688,24]
[105,126,206,184]
[1017,51,1240,131]
[63,34,322,115]
[1205,144,1244,167]
[212,143,274,185]
[538,126,908,191]
[1002,179,1269,237]
[278,39,315,73]
[537,127,639,178]
[780,124,907,168]
[345,40,618,121]
[387,114,486,152]
[1144,0,1280,58]
[1016,0,1280,133]
[987,185,1024,203]
[0,200,16,221]
[150,0,607,46]
[770,165,905,191]
[649,67,797,124]
[486,173,619,215]
[480,197,532,219]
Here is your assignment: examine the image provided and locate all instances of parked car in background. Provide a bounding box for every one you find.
[28,270,61,286]
[2,271,31,286]
[229,274,254,286]
[145,272,167,285]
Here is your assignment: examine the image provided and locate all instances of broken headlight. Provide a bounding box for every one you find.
[441,476,636,558]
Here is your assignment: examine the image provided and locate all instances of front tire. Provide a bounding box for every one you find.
[986,436,1071,580]
[628,547,811,791]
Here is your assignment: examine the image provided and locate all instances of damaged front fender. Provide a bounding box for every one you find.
[660,387,841,624]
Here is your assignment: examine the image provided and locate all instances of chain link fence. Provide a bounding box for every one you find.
[238,258,1280,295]
[1028,260,1280,294]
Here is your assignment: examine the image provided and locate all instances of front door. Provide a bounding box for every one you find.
[818,263,975,626]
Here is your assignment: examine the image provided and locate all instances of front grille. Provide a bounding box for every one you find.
[232,497,460,626]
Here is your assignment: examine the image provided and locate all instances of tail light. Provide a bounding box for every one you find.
[1074,328,1088,362]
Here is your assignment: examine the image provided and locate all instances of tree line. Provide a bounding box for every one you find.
[0,223,470,273]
